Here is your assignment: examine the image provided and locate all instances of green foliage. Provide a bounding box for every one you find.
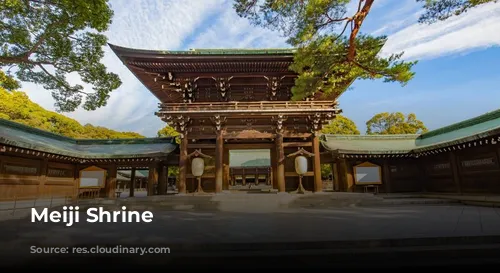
[366,112,428,135]
[233,0,417,100]
[0,70,20,90]
[418,0,496,23]
[157,125,180,143]
[321,115,360,134]
[0,0,121,112]
[0,86,144,139]
[321,164,332,178]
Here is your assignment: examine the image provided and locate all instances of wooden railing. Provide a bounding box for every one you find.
[158,101,338,112]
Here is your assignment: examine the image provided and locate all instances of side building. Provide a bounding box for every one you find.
[0,119,177,201]
[322,109,500,194]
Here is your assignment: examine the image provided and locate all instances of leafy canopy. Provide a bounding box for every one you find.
[366,112,428,135]
[233,0,417,100]
[0,86,143,139]
[418,0,497,23]
[0,0,121,112]
[321,115,360,134]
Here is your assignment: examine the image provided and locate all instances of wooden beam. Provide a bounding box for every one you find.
[283,142,312,147]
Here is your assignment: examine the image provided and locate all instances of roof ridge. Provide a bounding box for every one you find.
[0,118,76,143]
[322,134,419,140]
[0,118,175,144]
[108,44,296,55]
[419,108,500,139]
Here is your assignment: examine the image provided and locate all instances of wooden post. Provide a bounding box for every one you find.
[332,162,339,191]
[449,152,462,194]
[157,164,167,195]
[147,163,158,196]
[129,168,136,197]
[223,148,230,190]
[312,135,323,192]
[107,165,117,199]
[270,147,278,189]
[382,159,392,193]
[215,130,223,193]
[178,135,188,194]
[276,132,286,192]
[39,158,48,198]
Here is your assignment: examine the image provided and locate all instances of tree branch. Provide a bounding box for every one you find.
[347,0,374,62]
[352,61,393,78]
[37,64,89,95]
[0,56,52,65]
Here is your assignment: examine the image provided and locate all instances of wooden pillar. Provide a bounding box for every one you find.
[107,165,117,199]
[129,168,136,197]
[449,152,462,194]
[338,158,354,192]
[73,163,79,201]
[270,147,278,189]
[223,148,230,190]
[215,130,223,193]
[157,164,167,195]
[276,132,286,192]
[312,134,323,192]
[332,162,339,192]
[147,163,158,196]
[178,135,188,194]
[39,158,48,198]
[382,159,392,193]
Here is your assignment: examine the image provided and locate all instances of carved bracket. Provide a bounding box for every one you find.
[210,115,227,132]
[241,118,257,129]
[272,114,287,133]
[213,77,233,101]
[307,113,325,135]
[264,76,285,101]
[164,115,191,138]
[286,147,315,158]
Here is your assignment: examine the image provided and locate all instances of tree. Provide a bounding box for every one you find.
[157,125,180,178]
[233,0,417,100]
[0,0,121,112]
[0,86,143,139]
[366,112,428,135]
[321,115,360,134]
[418,0,497,23]
[157,126,180,140]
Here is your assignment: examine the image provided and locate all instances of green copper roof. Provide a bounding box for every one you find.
[0,119,177,159]
[108,43,296,56]
[321,134,418,154]
[322,109,500,154]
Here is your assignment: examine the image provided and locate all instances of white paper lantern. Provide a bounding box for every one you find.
[191,157,205,177]
[295,156,308,175]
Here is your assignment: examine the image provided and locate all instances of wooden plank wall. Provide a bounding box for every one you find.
[0,155,77,201]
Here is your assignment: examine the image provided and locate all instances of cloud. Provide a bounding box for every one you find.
[186,3,288,49]
[380,2,500,60]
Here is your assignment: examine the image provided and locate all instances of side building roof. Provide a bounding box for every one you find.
[322,108,500,155]
[0,119,177,159]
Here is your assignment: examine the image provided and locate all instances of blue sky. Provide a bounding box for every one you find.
[21,0,500,136]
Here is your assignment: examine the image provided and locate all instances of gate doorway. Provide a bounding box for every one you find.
[228,149,272,191]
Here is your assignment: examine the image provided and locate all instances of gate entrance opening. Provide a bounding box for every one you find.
[228,149,271,191]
